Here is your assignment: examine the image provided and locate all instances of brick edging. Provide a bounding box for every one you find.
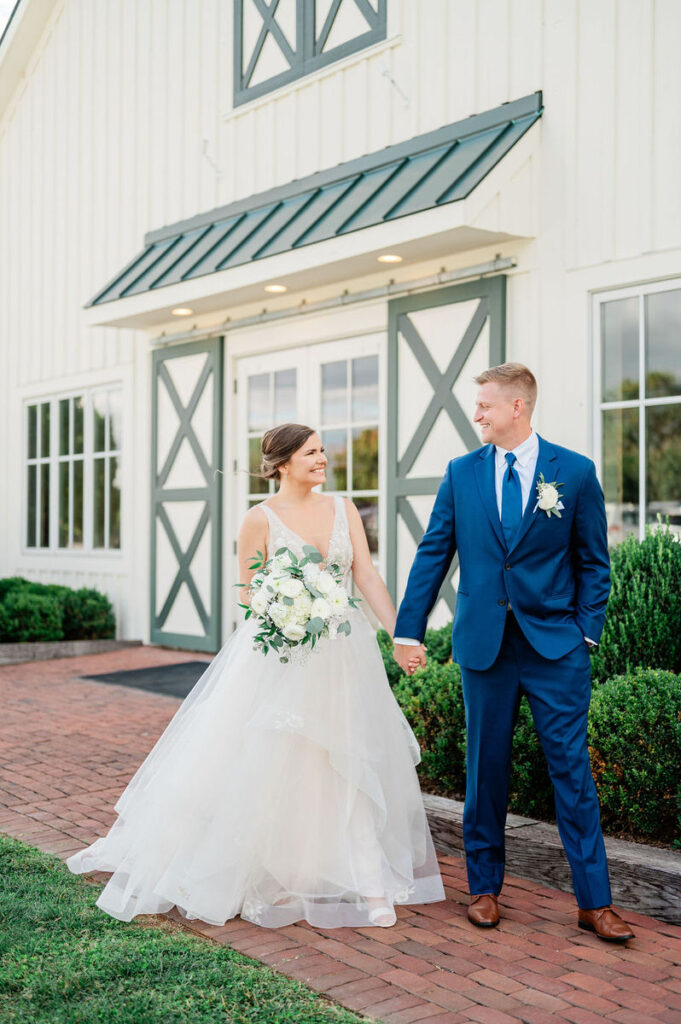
[0,639,143,665]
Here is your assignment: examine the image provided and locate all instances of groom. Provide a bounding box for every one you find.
[393,363,634,942]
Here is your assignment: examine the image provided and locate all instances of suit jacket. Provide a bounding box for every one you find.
[393,436,611,671]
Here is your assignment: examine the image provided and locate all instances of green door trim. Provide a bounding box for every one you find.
[386,276,506,607]
[150,337,223,652]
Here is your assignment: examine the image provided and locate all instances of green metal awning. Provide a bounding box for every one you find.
[89,91,542,307]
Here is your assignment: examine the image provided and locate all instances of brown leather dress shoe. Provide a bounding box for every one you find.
[578,906,635,942]
[468,893,500,928]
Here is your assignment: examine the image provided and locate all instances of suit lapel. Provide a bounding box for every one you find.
[473,444,505,550]
[508,435,560,554]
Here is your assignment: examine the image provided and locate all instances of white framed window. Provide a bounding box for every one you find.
[236,336,381,559]
[24,387,122,553]
[594,278,681,545]
[25,401,52,549]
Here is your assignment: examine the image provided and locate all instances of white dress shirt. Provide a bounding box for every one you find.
[494,429,538,517]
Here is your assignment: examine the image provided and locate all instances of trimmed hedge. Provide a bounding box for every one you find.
[0,578,115,642]
[377,629,681,846]
[588,669,681,844]
[393,660,466,795]
[591,520,681,684]
[0,591,63,643]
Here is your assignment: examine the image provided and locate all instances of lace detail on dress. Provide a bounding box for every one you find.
[327,497,353,585]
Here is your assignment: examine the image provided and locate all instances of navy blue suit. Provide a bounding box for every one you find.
[394,436,612,908]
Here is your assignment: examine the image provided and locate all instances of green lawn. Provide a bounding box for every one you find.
[0,834,367,1024]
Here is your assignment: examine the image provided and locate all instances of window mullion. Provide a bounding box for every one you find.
[68,398,74,548]
[84,392,93,550]
[638,293,646,541]
[104,455,110,550]
[26,405,34,548]
[49,399,58,550]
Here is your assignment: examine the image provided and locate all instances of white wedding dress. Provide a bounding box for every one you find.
[67,496,444,928]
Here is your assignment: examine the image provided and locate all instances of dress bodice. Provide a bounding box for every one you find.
[260,495,353,585]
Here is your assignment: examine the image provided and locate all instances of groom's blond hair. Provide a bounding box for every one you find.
[474,363,537,413]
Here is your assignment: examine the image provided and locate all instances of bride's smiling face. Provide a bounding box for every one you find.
[281,433,327,486]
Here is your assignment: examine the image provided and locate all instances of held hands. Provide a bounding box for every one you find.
[393,642,427,676]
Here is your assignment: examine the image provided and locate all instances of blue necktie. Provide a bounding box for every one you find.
[501,452,522,545]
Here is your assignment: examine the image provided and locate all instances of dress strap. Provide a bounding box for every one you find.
[334,495,349,534]
[258,500,275,523]
[259,501,288,536]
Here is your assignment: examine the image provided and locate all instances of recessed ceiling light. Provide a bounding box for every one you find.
[171,307,194,316]
[377,254,402,263]
[264,283,287,293]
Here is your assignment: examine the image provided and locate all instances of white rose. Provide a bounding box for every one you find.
[328,586,349,610]
[273,553,290,572]
[282,623,306,642]
[315,571,336,595]
[250,591,269,615]
[293,592,312,616]
[311,597,331,621]
[279,577,304,598]
[269,601,291,627]
[302,562,320,584]
[538,484,559,511]
[262,572,283,593]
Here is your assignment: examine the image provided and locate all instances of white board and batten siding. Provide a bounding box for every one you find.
[0,0,680,643]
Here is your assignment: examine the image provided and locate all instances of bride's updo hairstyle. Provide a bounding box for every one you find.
[260,423,315,480]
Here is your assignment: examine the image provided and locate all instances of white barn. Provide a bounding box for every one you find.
[1,0,680,651]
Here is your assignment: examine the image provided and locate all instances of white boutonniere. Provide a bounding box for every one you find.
[533,473,565,518]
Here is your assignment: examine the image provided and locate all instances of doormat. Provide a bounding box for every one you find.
[81,661,211,700]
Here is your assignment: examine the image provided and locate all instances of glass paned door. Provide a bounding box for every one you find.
[235,336,382,562]
[318,348,380,555]
[237,351,302,511]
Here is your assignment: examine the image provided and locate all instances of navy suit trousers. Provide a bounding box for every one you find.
[460,611,612,910]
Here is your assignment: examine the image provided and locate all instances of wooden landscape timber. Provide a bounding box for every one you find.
[423,793,681,925]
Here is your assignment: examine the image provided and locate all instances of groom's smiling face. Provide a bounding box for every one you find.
[474,382,521,448]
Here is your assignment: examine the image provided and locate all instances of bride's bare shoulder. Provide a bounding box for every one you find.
[341,496,360,518]
[239,504,268,535]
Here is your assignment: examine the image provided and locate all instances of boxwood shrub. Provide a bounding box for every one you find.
[393,660,467,796]
[0,578,115,642]
[377,628,681,845]
[591,520,681,684]
[1,591,64,642]
[588,669,681,844]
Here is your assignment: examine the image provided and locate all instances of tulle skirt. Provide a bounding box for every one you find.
[67,609,445,928]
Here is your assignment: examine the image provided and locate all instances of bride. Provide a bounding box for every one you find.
[67,422,445,929]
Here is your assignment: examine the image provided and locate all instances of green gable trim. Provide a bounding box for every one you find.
[89,92,542,307]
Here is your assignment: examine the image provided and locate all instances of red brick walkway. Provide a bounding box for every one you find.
[1,650,680,1024]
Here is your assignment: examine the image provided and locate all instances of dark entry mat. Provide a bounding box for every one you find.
[81,661,211,700]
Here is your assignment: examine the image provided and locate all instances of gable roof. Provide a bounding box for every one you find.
[89,91,542,307]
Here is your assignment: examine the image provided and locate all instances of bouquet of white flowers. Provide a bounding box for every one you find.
[237,544,360,663]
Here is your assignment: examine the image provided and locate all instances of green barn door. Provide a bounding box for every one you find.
[150,338,223,651]
[387,277,506,626]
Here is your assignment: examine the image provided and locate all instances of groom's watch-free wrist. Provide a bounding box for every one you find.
[393,637,420,646]
[584,636,597,648]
